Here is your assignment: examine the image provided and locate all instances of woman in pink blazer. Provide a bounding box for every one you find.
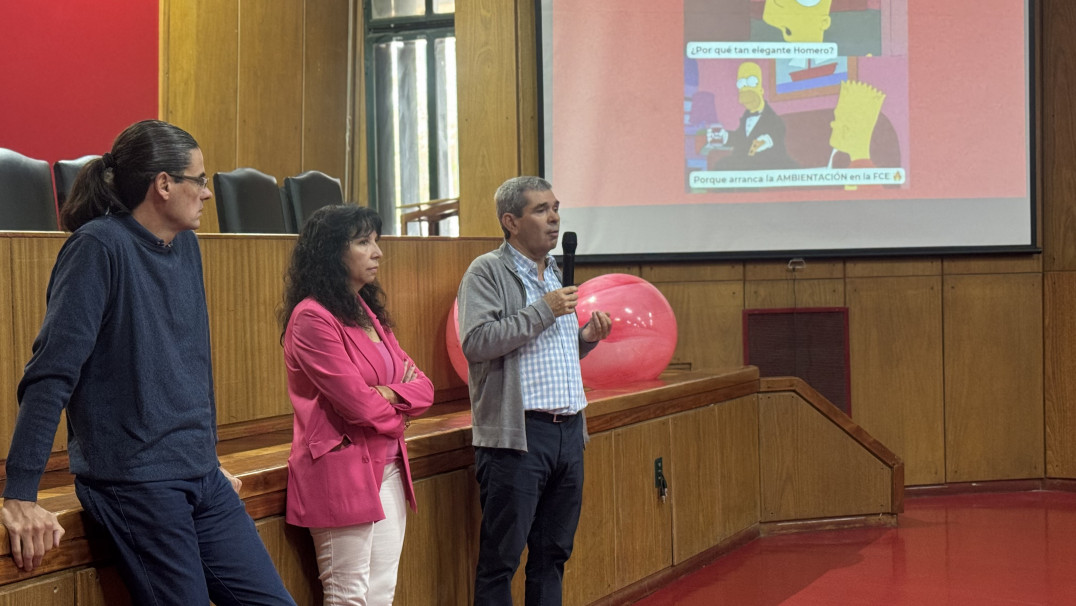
[279,205,433,604]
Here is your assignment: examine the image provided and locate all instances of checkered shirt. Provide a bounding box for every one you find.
[506,244,587,415]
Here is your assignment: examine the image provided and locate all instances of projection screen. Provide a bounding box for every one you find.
[537,0,1036,261]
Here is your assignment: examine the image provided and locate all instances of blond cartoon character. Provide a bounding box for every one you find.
[710,62,796,170]
[763,0,833,43]
[829,80,886,190]
[829,80,886,169]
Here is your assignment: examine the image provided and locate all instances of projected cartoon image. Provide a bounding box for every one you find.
[830,80,884,168]
[762,0,833,43]
[683,0,908,192]
[757,0,883,56]
[708,61,797,170]
[685,0,884,58]
[829,80,897,189]
[771,56,851,99]
[543,0,1032,256]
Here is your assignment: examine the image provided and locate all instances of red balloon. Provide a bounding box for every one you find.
[575,274,678,388]
[446,298,468,383]
[446,274,677,389]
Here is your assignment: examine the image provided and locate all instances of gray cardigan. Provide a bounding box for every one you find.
[457,241,597,451]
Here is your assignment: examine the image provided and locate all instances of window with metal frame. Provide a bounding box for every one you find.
[364,0,459,236]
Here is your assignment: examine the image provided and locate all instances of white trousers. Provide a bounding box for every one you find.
[310,461,408,606]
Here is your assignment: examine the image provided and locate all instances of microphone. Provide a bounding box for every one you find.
[561,231,577,287]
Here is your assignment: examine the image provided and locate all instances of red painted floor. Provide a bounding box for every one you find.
[634,491,1076,605]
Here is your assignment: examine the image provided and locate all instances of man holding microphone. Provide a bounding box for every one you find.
[458,176,612,605]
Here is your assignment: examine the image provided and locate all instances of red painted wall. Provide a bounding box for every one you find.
[0,0,158,165]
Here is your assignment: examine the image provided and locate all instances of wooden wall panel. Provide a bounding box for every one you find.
[758,393,890,521]
[162,0,240,234]
[613,418,672,589]
[396,469,481,606]
[943,274,1044,482]
[516,0,540,177]
[0,571,74,604]
[847,276,945,485]
[745,278,845,309]
[0,240,13,459]
[0,234,504,464]
[349,1,369,205]
[669,406,722,563]
[844,258,941,278]
[669,397,760,565]
[200,237,294,423]
[798,279,845,307]
[577,264,641,285]
[1041,0,1076,271]
[643,262,743,283]
[1046,272,1076,476]
[745,259,844,281]
[745,278,844,309]
[657,282,744,372]
[943,254,1042,276]
[9,237,68,456]
[383,238,501,392]
[255,516,321,604]
[457,0,522,237]
[301,0,351,182]
[73,567,130,606]
[199,234,490,418]
[745,280,793,309]
[237,0,304,182]
[10,238,64,383]
[713,395,760,541]
[564,431,616,606]
[163,0,351,228]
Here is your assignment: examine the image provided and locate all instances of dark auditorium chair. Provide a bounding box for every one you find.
[213,168,289,234]
[0,148,59,230]
[54,154,100,211]
[283,170,344,231]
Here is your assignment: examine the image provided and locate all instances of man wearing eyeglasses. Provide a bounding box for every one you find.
[1,121,295,605]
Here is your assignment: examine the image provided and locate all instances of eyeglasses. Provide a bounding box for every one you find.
[168,174,210,189]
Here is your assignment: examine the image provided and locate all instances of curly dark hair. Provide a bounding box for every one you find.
[279,204,393,341]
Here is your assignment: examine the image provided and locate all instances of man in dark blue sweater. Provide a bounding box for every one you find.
[1,121,295,605]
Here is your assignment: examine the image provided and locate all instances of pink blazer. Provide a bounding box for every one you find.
[283,296,434,528]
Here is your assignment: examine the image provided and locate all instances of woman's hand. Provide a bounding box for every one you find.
[401,360,418,383]
[374,362,420,404]
[374,385,398,403]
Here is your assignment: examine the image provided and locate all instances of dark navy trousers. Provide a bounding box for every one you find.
[75,469,296,606]
[473,412,585,606]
